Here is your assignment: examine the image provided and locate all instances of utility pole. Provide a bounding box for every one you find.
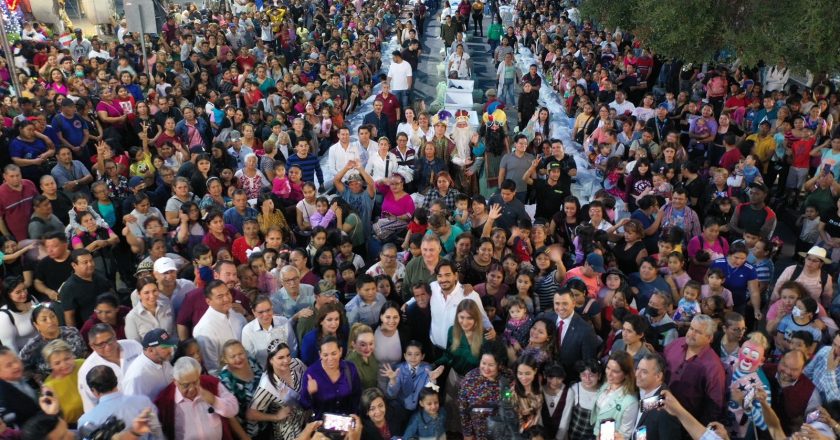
[0,16,22,96]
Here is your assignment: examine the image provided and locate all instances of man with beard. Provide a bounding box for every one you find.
[450,109,477,194]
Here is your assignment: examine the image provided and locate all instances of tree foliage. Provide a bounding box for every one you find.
[579,0,840,74]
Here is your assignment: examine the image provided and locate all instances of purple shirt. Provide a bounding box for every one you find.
[299,360,362,417]
[663,337,726,425]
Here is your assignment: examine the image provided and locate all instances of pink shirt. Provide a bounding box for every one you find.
[173,383,238,440]
[701,285,734,308]
[376,182,416,218]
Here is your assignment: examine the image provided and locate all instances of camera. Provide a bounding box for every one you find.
[78,415,126,440]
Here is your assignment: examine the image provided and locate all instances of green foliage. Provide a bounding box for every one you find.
[579,0,840,73]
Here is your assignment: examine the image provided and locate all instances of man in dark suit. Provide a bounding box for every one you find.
[0,347,41,429]
[633,353,681,440]
[543,288,599,375]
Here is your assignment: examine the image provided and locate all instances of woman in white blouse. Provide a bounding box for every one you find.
[397,108,421,149]
[410,112,435,150]
[124,275,175,342]
[0,275,37,352]
[366,136,400,181]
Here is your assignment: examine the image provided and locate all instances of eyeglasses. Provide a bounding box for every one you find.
[282,276,300,283]
[380,254,397,259]
[806,257,823,263]
[90,336,116,349]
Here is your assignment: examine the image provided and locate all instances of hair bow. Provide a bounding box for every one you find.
[424,381,440,392]
[245,247,262,258]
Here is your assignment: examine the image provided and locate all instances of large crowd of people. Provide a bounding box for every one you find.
[1,0,840,439]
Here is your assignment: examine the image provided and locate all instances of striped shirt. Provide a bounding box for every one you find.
[286,153,324,186]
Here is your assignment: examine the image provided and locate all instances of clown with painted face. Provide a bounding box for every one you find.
[726,338,772,440]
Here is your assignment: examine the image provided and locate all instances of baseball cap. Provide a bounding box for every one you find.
[128,176,145,189]
[135,260,154,276]
[142,328,178,348]
[749,181,768,193]
[547,162,561,171]
[345,173,364,183]
[229,130,242,142]
[585,253,606,273]
[153,257,177,273]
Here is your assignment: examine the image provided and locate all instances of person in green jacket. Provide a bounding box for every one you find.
[487,16,503,58]
[440,15,458,58]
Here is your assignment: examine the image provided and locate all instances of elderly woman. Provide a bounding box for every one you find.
[199,177,231,216]
[42,339,85,424]
[18,303,86,379]
[124,275,175,342]
[218,339,263,439]
[235,153,270,200]
[249,340,308,440]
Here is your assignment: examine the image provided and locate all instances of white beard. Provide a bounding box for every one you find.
[451,125,473,162]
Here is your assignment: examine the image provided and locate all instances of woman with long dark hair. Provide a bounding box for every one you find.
[248,340,308,440]
[299,303,347,366]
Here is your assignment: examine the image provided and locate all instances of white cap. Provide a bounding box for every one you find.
[153,257,177,273]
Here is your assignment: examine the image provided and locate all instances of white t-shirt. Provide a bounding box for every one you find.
[387,60,413,91]
[609,99,636,115]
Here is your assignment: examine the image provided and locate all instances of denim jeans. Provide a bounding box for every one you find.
[499,80,516,106]
[393,89,410,109]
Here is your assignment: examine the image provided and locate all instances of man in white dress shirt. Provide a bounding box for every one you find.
[326,127,368,185]
[122,328,176,401]
[429,260,496,351]
[78,323,143,411]
[193,280,247,374]
[241,295,298,367]
[154,356,238,440]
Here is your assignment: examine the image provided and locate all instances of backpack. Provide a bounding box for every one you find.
[645,321,677,352]
[791,265,830,298]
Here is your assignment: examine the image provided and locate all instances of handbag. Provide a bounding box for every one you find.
[372,217,407,241]
[575,116,593,144]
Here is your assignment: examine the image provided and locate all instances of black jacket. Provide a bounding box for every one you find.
[634,387,682,440]
[0,379,40,429]
[540,312,600,375]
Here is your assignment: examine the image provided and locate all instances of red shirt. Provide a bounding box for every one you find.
[376,92,401,124]
[719,148,743,172]
[791,137,817,168]
[0,179,39,241]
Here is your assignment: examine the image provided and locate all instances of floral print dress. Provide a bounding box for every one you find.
[218,358,264,437]
[458,367,513,440]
